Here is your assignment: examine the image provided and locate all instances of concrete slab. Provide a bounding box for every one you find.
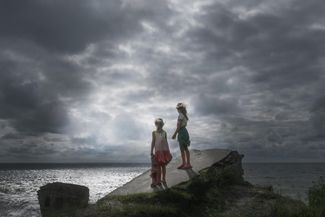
[109,148,232,196]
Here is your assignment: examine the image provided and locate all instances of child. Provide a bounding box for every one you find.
[150,154,160,187]
[172,103,192,169]
[150,118,172,187]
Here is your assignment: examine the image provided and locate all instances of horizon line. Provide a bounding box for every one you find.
[0,161,325,164]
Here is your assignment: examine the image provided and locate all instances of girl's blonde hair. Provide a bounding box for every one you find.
[176,103,189,120]
[154,118,164,127]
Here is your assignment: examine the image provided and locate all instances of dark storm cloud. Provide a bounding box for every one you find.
[310,96,325,138]
[0,0,173,54]
[0,56,73,133]
[0,0,324,162]
[184,0,325,89]
[0,0,172,135]
[193,94,241,115]
[180,0,325,119]
[1,1,140,53]
[137,0,325,161]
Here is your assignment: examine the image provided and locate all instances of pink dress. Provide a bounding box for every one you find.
[154,130,172,166]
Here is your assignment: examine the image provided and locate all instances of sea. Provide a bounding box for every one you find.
[0,162,324,217]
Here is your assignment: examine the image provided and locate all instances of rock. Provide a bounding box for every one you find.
[202,150,245,185]
[37,182,89,217]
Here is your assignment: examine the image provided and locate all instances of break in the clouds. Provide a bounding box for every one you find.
[0,0,324,162]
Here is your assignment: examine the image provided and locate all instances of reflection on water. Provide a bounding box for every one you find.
[0,165,148,217]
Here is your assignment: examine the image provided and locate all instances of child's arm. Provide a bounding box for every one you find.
[164,131,168,143]
[172,121,181,139]
[151,131,155,155]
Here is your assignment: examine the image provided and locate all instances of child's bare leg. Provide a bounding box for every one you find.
[178,148,187,169]
[161,165,166,181]
[157,166,162,184]
[185,148,191,165]
[181,150,186,165]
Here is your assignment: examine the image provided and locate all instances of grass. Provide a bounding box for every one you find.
[273,196,309,217]
[308,176,325,217]
[272,176,325,217]
[92,168,235,217]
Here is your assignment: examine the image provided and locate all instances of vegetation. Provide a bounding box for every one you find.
[308,176,325,217]
[271,176,325,217]
[79,165,317,217]
[79,175,325,217]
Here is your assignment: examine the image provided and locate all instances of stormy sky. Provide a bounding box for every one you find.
[0,0,324,163]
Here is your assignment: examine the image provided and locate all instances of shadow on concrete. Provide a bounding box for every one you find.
[162,181,169,189]
[151,182,169,192]
[152,185,164,192]
[185,168,199,179]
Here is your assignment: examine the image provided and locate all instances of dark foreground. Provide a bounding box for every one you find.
[80,170,324,217]
[38,149,325,217]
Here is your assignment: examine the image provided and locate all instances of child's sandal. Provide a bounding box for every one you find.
[184,164,192,169]
[177,164,185,169]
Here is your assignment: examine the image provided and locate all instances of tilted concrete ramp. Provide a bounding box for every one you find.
[110,148,232,196]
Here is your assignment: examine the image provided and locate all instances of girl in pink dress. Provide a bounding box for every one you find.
[150,118,172,186]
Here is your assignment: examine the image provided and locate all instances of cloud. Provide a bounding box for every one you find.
[310,95,325,137]
[0,0,324,162]
[193,94,241,115]
[0,0,172,54]
[0,56,73,133]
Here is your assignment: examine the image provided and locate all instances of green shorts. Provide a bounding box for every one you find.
[178,127,190,151]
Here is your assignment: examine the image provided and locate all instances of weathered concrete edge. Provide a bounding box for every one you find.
[106,148,236,198]
[170,150,243,187]
[107,167,150,197]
